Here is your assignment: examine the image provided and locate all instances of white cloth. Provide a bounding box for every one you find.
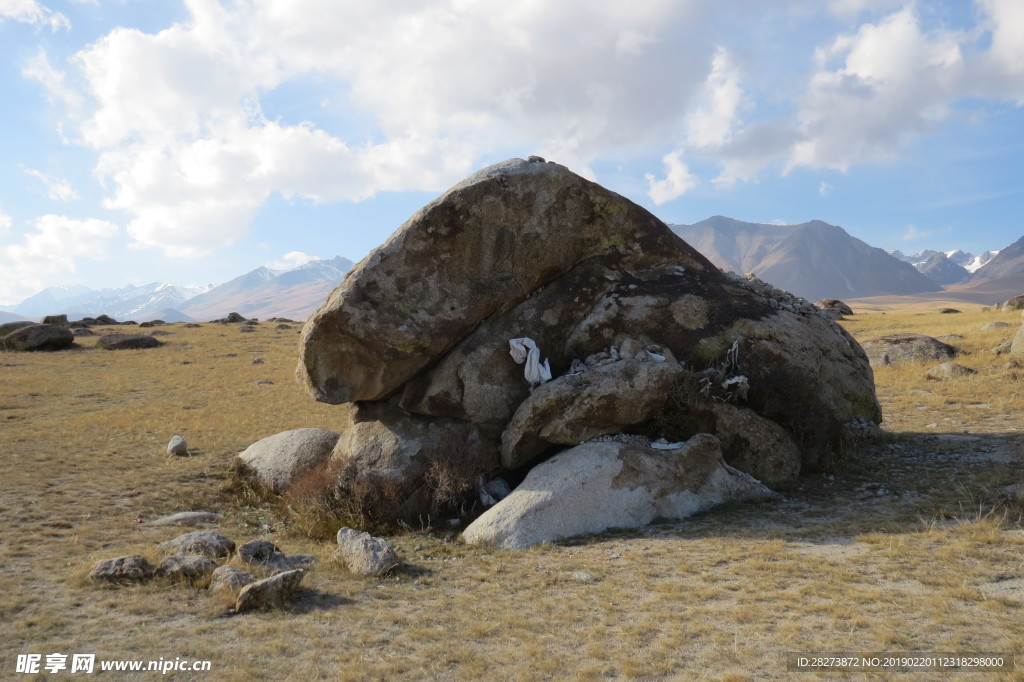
[508,337,552,387]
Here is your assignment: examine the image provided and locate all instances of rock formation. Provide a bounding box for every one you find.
[293,158,881,539]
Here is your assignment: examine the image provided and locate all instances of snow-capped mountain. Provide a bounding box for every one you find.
[964,250,999,273]
[7,282,207,321]
[2,256,353,322]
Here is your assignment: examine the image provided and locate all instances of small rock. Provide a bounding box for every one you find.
[239,539,284,565]
[157,554,217,583]
[993,341,1013,355]
[159,531,235,559]
[251,357,264,364]
[335,527,400,576]
[938,308,961,314]
[147,511,223,526]
[167,435,188,456]
[982,322,1011,331]
[208,566,256,599]
[925,362,978,380]
[234,569,305,613]
[255,379,273,385]
[89,555,156,583]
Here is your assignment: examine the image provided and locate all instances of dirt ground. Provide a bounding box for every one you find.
[1,313,1022,680]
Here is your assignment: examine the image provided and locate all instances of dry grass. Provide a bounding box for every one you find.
[1,314,1023,680]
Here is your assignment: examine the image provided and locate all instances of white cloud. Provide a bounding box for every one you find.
[0,0,69,31]
[267,251,318,270]
[901,223,952,241]
[787,7,965,172]
[818,181,832,196]
[686,47,745,148]
[0,215,119,303]
[0,210,11,233]
[23,168,79,201]
[25,0,721,257]
[827,0,905,19]
[645,151,698,204]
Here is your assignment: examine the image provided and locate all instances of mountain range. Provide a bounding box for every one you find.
[0,256,354,322]
[3,219,1022,321]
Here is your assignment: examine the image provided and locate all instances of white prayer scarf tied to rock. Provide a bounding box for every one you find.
[508,337,552,387]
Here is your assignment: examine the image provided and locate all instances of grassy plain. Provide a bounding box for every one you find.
[1,310,1022,680]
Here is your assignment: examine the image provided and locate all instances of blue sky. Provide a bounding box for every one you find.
[1,0,1023,304]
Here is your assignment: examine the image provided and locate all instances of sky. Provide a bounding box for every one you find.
[1,0,1023,305]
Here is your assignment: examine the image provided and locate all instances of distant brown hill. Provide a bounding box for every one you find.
[672,216,939,301]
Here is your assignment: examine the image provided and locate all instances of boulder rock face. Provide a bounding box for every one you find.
[335,528,400,576]
[3,323,74,351]
[462,435,774,549]
[158,531,235,559]
[89,555,156,583]
[861,333,955,367]
[234,428,341,494]
[234,569,305,613]
[296,158,880,530]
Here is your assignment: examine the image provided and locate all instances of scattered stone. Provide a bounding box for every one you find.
[2,324,74,352]
[184,323,202,328]
[238,539,284,565]
[96,314,119,325]
[234,428,340,494]
[147,511,223,526]
[861,333,955,367]
[938,308,961,314]
[463,435,774,550]
[1006,361,1020,370]
[212,312,249,324]
[147,330,172,336]
[167,435,188,456]
[42,314,69,326]
[234,569,305,613]
[255,379,273,384]
[814,299,853,320]
[89,555,156,583]
[158,531,235,559]
[275,324,293,330]
[96,333,163,350]
[982,321,1011,331]
[72,327,95,337]
[156,554,217,583]
[251,357,264,364]
[925,362,978,380]
[335,527,400,576]
[993,341,1013,355]
[240,325,256,333]
[208,566,255,600]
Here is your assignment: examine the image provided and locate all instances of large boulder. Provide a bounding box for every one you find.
[0,321,36,337]
[3,323,74,351]
[296,158,881,529]
[861,333,954,367]
[234,428,341,494]
[462,434,774,549]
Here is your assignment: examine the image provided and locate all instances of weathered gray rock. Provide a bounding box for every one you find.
[328,402,499,519]
[335,527,399,576]
[994,340,1013,355]
[234,428,341,494]
[147,511,223,527]
[89,555,156,583]
[3,324,74,351]
[234,569,305,613]
[861,333,955,367]
[238,539,284,565]
[462,435,774,549]
[1011,324,1024,358]
[815,299,853,320]
[208,565,255,599]
[42,314,69,325]
[0,321,36,337]
[96,333,163,350]
[71,327,95,337]
[167,435,188,456]
[295,159,880,519]
[982,321,1011,331]
[501,352,686,469]
[925,362,978,380]
[158,531,235,559]
[156,554,217,583]
[1001,294,1024,311]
